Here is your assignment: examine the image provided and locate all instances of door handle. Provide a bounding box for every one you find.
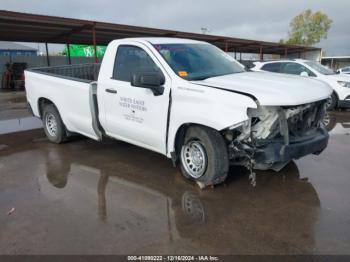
[105,88,117,94]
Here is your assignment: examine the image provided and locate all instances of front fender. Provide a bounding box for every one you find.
[167,85,257,156]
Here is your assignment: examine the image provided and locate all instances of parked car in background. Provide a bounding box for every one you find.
[252,59,350,110]
[337,66,350,75]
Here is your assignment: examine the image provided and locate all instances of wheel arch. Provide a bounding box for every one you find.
[37,97,65,120]
[37,97,69,134]
[171,122,222,166]
[39,97,72,142]
[38,97,55,119]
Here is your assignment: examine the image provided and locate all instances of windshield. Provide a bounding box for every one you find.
[305,61,335,75]
[153,43,245,80]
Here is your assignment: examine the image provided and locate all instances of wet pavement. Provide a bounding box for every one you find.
[0,117,42,135]
[0,91,30,121]
[0,91,42,135]
[1,112,350,255]
[0,89,31,122]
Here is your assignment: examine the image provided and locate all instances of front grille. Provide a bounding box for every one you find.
[285,100,326,137]
[248,100,327,146]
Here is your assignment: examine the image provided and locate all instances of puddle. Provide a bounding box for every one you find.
[0,144,8,150]
[0,117,42,135]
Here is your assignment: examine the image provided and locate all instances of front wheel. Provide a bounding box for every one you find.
[180,126,229,188]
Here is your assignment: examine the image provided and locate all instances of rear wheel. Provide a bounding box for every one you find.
[180,126,229,188]
[42,104,67,144]
[326,92,338,111]
[322,112,337,131]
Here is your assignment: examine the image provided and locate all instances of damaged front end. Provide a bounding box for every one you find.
[225,100,329,174]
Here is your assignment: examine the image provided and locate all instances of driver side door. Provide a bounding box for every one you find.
[101,44,171,154]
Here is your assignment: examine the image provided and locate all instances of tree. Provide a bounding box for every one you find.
[280,9,332,46]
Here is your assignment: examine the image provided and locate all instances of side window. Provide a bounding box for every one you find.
[112,45,161,82]
[261,63,282,73]
[281,62,315,76]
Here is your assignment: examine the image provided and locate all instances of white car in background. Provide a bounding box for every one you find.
[251,59,350,110]
[337,66,350,75]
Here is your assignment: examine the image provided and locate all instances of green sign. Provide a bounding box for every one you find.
[63,44,106,58]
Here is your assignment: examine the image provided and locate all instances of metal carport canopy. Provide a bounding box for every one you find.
[0,10,320,55]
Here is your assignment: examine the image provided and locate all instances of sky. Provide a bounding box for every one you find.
[2,0,349,55]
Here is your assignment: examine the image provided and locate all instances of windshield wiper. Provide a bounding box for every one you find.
[190,76,211,81]
[190,71,246,81]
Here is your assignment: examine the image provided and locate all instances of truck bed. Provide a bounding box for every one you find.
[25,63,102,141]
[28,63,101,83]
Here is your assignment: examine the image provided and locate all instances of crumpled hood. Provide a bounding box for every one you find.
[192,71,332,106]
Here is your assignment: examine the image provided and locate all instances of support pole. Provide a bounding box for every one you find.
[45,42,50,67]
[225,41,228,52]
[66,42,71,65]
[97,173,109,222]
[284,47,288,59]
[239,52,242,62]
[234,49,237,59]
[92,22,98,63]
[259,46,263,61]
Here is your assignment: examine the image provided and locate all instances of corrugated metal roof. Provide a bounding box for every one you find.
[0,10,321,55]
[321,56,350,59]
[0,41,37,51]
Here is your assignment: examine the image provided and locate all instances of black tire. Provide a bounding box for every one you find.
[42,104,67,144]
[326,92,338,111]
[179,126,229,188]
[323,112,337,132]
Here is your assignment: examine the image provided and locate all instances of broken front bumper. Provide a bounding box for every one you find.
[254,126,329,170]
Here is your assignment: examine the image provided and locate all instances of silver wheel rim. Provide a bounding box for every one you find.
[181,140,207,179]
[45,113,58,137]
[181,192,205,223]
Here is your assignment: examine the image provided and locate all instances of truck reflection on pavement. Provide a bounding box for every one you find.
[41,142,320,253]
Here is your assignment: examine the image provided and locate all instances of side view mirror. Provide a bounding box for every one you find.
[300,71,309,77]
[131,72,165,96]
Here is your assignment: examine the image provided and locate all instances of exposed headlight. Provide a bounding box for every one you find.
[229,120,250,130]
[337,81,350,88]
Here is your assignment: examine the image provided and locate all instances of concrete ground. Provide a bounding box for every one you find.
[1,94,350,254]
[0,91,31,120]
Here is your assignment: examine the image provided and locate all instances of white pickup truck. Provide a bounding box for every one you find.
[25,37,332,188]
